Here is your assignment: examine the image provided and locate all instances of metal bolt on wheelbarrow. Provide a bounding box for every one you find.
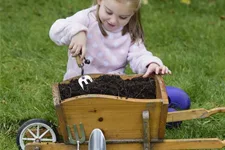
[75,55,93,89]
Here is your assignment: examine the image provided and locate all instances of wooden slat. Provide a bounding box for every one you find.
[158,103,168,139]
[167,107,225,122]
[25,143,141,150]
[152,138,225,150]
[154,75,168,101]
[60,97,163,140]
[25,138,225,150]
[154,75,168,139]
[55,105,68,143]
[25,143,79,150]
[52,84,61,106]
[52,84,69,143]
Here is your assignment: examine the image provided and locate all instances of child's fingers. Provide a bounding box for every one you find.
[143,67,155,78]
[80,46,86,60]
[164,67,169,74]
[143,64,173,77]
[155,67,160,74]
[161,66,172,75]
[161,66,167,74]
[74,45,82,56]
[160,67,164,74]
[164,67,172,74]
[70,44,77,53]
[142,72,149,78]
[69,42,74,50]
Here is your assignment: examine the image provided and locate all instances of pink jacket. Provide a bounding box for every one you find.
[49,6,163,80]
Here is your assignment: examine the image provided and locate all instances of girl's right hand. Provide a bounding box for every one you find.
[69,31,87,60]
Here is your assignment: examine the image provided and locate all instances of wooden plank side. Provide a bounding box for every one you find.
[154,75,168,101]
[25,143,142,150]
[148,101,162,139]
[158,103,168,139]
[152,138,225,150]
[52,84,68,143]
[155,75,168,139]
[52,84,61,106]
[61,97,163,140]
[25,143,77,150]
[25,139,225,150]
[55,105,69,143]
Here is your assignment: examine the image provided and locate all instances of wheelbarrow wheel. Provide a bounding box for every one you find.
[16,118,58,150]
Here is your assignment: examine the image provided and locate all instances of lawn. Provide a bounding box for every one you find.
[0,0,225,149]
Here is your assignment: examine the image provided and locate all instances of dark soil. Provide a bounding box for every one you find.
[59,75,156,101]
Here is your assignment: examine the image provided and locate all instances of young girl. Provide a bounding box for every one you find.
[49,0,190,115]
[49,0,171,80]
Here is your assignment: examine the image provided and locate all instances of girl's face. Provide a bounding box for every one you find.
[97,0,134,32]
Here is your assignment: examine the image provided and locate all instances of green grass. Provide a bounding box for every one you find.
[0,0,225,149]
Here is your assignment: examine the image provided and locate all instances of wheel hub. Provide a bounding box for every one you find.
[34,138,41,143]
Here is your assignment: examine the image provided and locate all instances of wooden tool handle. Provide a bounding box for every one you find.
[75,55,82,67]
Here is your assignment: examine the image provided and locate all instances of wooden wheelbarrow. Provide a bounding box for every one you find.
[20,74,225,150]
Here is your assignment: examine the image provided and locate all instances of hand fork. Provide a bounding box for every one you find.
[67,123,86,150]
[75,55,93,89]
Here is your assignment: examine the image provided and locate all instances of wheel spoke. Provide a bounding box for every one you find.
[41,138,54,142]
[39,129,50,139]
[27,129,36,138]
[22,138,36,141]
[36,125,40,137]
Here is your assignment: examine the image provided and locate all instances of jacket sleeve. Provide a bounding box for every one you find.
[127,41,163,74]
[49,9,90,45]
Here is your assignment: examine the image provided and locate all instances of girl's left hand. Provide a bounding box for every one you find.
[143,63,171,78]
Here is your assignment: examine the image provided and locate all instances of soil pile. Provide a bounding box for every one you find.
[59,75,156,100]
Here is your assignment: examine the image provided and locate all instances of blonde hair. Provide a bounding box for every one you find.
[93,0,144,43]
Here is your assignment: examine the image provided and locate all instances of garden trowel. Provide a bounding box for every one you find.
[75,55,93,89]
[88,128,106,150]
